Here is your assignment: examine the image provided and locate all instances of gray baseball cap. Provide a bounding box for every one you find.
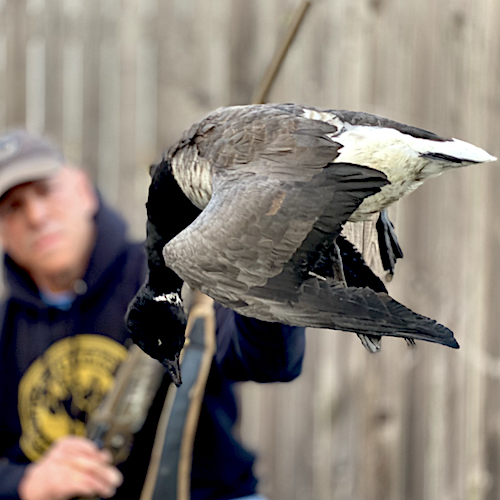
[0,130,65,200]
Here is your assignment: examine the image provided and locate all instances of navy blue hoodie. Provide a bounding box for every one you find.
[0,201,305,500]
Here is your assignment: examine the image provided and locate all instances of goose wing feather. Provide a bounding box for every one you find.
[163,160,388,304]
[247,267,458,348]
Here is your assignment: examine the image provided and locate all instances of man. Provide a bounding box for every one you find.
[0,130,306,500]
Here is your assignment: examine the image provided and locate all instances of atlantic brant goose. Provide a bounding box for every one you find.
[126,103,495,384]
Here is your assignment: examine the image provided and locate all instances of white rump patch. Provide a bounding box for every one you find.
[328,122,496,168]
[327,122,496,220]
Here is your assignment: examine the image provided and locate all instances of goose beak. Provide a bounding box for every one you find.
[164,352,182,386]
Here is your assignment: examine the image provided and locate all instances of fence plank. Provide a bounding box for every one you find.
[2,1,500,498]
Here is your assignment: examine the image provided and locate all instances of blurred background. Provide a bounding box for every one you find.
[1,0,500,499]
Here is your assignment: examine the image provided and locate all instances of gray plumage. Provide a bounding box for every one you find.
[146,103,497,350]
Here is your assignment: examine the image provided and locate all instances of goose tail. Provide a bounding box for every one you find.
[421,138,496,165]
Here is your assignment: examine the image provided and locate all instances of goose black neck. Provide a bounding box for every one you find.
[145,159,202,294]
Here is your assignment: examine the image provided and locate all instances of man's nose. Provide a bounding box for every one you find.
[24,196,48,226]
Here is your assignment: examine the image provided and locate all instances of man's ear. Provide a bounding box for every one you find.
[71,167,99,217]
[0,214,8,249]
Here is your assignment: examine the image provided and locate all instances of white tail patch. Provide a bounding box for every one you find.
[330,124,496,167]
[423,137,496,164]
[332,123,497,219]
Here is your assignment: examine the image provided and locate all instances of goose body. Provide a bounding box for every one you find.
[127,103,495,383]
[169,104,495,277]
[170,104,495,217]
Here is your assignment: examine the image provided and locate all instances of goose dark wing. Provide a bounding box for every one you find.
[235,201,458,349]
[163,161,388,304]
[161,162,458,350]
[250,274,458,348]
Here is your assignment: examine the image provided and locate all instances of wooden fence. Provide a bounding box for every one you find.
[2,0,500,499]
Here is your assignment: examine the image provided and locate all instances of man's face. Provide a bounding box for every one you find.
[0,166,98,289]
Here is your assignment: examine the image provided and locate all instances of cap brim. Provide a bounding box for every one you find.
[0,158,63,199]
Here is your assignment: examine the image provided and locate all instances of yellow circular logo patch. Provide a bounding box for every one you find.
[18,334,127,461]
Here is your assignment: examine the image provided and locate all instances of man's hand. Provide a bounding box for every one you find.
[17,435,123,500]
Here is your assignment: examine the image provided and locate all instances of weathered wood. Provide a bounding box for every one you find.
[4,0,27,127]
[2,0,500,498]
[252,0,311,104]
